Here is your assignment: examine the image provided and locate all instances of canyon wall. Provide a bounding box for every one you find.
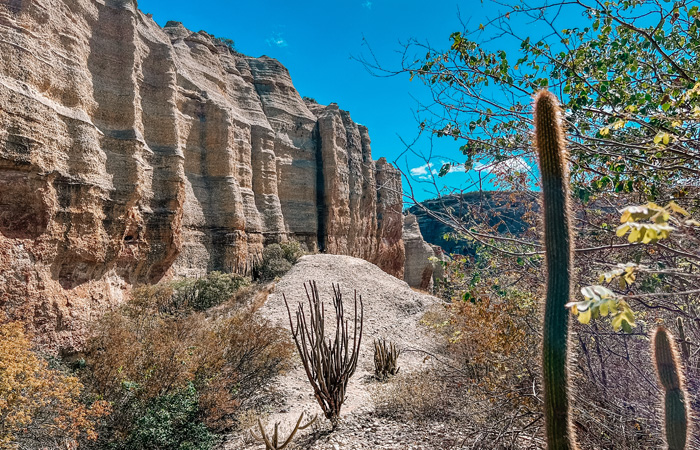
[0,0,403,351]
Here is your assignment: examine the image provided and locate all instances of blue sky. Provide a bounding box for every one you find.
[139,0,507,201]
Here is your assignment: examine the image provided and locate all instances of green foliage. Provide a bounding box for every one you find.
[652,327,690,450]
[566,285,636,332]
[170,272,249,311]
[404,1,700,196]
[281,240,304,263]
[82,281,292,447]
[212,36,236,52]
[121,384,217,450]
[256,241,304,281]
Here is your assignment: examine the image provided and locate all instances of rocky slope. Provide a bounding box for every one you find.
[224,254,445,450]
[403,213,443,290]
[0,0,403,350]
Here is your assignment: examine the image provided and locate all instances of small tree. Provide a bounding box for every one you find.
[283,282,363,429]
[0,319,110,449]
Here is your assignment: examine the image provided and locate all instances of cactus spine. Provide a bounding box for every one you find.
[653,326,689,450]
[534,90,577,450]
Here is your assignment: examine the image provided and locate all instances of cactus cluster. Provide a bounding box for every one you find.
[373,338,401,381]
[283,281,363,429]
[251,412,316,450]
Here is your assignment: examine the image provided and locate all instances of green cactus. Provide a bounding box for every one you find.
[534,90,578,450]
[676,317,691,360]
[653,326,690,450]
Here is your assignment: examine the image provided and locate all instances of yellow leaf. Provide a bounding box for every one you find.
[600,127,610,137]
[612,119,626,130]
[616,224,630,237]
[668,201,689,216]
[642,227,658,244]
[578,309,592,325]
[628,226,641,243]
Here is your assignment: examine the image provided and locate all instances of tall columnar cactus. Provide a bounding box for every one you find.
[534,90,577,450]
[653,326,690,450]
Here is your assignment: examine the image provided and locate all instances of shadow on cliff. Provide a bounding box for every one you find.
[50,0,141,290]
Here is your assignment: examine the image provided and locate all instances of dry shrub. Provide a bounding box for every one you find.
[373,369,460,421]
[0,318,110,449]
[418,288,544,448]
[198,309,293,431]
[424,289,540,408]
[82,280,293,446]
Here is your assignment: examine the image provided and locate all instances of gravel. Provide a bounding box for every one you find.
[223,254,449,449]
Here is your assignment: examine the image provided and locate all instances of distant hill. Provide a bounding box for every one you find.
[407,191,540,256]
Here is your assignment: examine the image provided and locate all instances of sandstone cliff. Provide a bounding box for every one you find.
[0,0,403,350]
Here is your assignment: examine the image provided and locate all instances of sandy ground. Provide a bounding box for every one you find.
[223,254,459,449]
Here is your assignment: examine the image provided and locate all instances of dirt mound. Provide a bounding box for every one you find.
[224,254,445,449]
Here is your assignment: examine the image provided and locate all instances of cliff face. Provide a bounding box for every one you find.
[0,0,403,350]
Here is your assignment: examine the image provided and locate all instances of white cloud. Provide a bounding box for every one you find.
[473,157,529,175]
[410,162,434,180]
[409,161,462,180]
[362,1,373,9]
[266,33,288,48]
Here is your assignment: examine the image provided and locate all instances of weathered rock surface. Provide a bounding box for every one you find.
[0,0,402,351]
[403,213,439,290]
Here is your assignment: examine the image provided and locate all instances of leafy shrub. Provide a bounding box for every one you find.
[170,272,249,311]
[212,36,236,52]
[281,240,304,263]
[82,280,292,446]
[256,241,304,281]
[0,318,110,449]
[122,384,218,450]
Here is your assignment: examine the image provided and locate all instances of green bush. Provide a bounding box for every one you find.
[256,241,304,281]
[81,280,292,447]
[281,240,304,264]
[121,384,217,450]
[170,272,249,311]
